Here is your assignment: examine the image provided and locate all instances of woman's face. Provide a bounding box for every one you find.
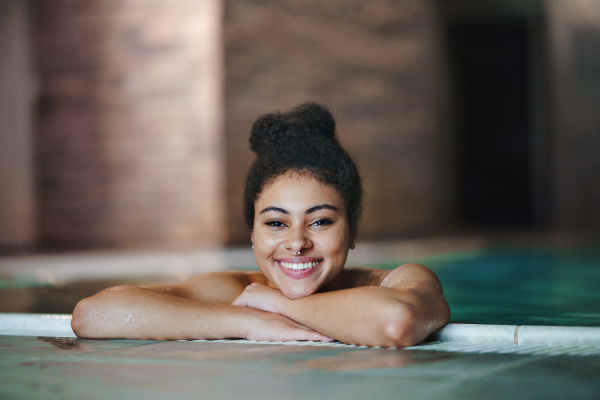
[252,172,354,299]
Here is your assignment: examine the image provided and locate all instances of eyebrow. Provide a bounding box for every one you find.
[259,206,289,215]
[306,204,340,214]
[259,204,339,215]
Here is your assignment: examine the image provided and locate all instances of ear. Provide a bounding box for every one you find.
[349,229,357,250]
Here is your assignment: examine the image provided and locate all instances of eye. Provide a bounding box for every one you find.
[311,219,333,227]
[266,220,286,227]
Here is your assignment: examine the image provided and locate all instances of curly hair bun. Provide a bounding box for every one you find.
[249,102,337,157]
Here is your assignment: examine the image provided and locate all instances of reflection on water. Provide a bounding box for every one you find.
[286,349,451,371]
[38,337,95,353]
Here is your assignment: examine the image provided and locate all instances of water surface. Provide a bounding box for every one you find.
[414,247,600,326]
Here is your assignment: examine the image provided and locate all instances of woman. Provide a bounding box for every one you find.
[72,103,450,347]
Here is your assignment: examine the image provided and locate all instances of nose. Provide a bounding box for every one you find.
[285,225,312,254]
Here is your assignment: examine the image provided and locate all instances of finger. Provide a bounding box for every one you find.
[306,334,335,342]
[285,327,335,342]
[294,331,335,342]
[230,296,244,306]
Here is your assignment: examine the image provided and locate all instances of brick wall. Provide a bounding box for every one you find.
[223,0,454,243]
[35,0,224,249]
[34,0,454,249]
[18,1,600,250]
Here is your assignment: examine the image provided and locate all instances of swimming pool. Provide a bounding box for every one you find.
[2,241,599,400]
[421,247,600,327]
[1,242,599,326]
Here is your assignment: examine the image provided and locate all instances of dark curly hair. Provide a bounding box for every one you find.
[243,102,363,233]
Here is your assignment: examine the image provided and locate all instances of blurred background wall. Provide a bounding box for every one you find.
[2,0,225,250]
[546,0,600,231]
[223,0,453,243]
[0,0,599,252]
[0,0,37,251]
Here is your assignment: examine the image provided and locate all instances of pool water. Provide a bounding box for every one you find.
[412,247,600,327]
[2,245,599,400]
[1,246,599,328]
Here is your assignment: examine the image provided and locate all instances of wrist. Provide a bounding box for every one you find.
[276,295,293,318]
[230,305,261,339]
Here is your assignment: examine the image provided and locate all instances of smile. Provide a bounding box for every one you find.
[280,261,319,270]
[277,258,323,279]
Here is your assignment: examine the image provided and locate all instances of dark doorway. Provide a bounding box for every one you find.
[447,17,532,227]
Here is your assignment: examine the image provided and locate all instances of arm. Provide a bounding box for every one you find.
[232,264,450,347]
[71,272,331,342]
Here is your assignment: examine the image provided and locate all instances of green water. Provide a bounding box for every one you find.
[236,247,600,327]
[2,247,599,326]
[411,247,600,326]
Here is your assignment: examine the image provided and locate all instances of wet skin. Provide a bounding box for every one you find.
[71,172,449,346]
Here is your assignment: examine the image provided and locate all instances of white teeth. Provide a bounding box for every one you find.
[281,261,319,270]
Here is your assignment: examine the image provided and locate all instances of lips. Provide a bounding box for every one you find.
[277,258,323,279]
[280,261,319,270]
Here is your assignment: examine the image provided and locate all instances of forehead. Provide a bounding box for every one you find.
[256,172,345,209]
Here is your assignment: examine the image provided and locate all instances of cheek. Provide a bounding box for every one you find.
[323,231,350,259]
[252,231,282,263]
[254,231,280,251]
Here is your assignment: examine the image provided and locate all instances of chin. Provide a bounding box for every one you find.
[281,285,317,300]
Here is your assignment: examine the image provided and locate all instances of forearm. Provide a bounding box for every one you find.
[278,286,449,347]
[71,285,250,340]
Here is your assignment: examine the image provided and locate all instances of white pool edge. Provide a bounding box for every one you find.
[0,313,76,338]
[1,313,599,347]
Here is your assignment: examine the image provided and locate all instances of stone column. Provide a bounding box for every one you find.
[35,0,224,248]
[0,0,37,250]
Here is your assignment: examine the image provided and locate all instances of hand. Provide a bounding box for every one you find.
[231,283,287,314]
[243,308,333,342]
[233,283,333,342]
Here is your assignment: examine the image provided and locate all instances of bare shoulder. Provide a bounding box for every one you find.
[338,267,388,289]
[379,263,444,293]
[340,264,443,293]
[143,270,267,304]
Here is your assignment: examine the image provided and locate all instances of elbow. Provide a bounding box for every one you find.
[377,290,452,348]
[378,303,421,348]
[71,285,135,338]
[71,297,94,338]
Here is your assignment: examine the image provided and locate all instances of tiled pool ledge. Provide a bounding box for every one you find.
[429,323,600,346]
[1,313,599,349]
[0,313,76,338]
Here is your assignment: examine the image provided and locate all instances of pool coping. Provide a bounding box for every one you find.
[1,313,599,348]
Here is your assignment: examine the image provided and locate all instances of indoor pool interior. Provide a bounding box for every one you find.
[1,234,599,399]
